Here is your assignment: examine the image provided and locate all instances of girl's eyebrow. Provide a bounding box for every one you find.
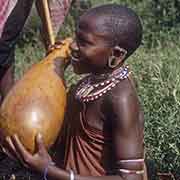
[77,35,93,45]
[76,30,90,41]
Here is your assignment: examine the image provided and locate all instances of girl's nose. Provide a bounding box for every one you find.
[70,41,79,51]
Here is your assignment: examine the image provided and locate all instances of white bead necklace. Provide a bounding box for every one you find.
[75,66,130,103]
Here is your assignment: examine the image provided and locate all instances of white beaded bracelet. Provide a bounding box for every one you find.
[69,169,75,180]
[43,161,55,180]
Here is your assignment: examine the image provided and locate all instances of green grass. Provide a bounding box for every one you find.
[129,44,180,176]
[15,40,180,177]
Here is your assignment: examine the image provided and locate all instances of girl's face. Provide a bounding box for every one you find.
[70,17,112,74]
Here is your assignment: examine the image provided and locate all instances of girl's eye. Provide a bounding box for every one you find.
[78,40,88,47]
[77,37,92,47]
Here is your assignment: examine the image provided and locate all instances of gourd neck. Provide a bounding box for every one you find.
[53,57,66,78]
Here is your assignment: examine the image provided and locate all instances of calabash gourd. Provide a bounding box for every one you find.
[0,38,72,154]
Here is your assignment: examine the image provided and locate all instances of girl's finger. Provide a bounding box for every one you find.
[5,136,24,162]
[11,134,32,165]
[1,143,17,161]
[35,133,47,155]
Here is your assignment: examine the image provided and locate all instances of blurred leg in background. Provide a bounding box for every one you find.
[0,0,34,103]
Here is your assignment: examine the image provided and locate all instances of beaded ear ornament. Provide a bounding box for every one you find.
[75,66,131,103]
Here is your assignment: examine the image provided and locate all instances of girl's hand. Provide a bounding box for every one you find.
[47,40,72,70]
[4,134,53,173]
[47,40,63,55]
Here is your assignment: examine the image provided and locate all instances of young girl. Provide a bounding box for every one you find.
[4,4,147,180]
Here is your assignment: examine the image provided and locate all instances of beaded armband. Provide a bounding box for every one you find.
[119,159,144,163]
[118,169,144,175]
[117,158,145,175]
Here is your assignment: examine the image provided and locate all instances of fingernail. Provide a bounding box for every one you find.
[5,136,9,142]
[37,133,42,139]
[14,134,18,139]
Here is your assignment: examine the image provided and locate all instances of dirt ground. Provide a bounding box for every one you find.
[0,152,41,180]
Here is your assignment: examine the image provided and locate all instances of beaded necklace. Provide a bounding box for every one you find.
[75,66,131,103]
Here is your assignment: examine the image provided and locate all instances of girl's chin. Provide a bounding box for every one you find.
[73,67,88,75]
[72,64,90,75]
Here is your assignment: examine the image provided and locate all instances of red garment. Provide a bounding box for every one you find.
[64,110,112,176]
[0,0,17,37]
[55,87,113,176]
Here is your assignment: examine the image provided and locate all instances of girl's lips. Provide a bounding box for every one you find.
[70,54,80,63]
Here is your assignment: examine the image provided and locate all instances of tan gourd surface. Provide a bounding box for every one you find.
[0,38,72,154]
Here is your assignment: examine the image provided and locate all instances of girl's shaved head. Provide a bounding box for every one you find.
[78,4,143,58]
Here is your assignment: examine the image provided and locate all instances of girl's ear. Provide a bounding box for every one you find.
[108,46,127,68]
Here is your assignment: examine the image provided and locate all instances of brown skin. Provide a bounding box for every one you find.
[3,14,146,180]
